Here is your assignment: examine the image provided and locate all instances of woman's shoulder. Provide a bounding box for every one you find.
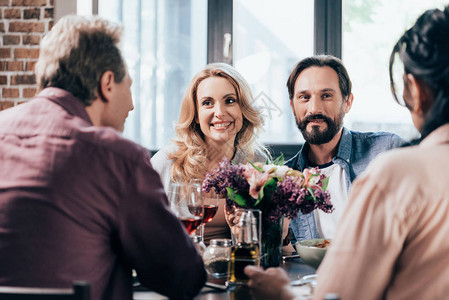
[150,144,177,170]
[233,146,270,164]
[254,147,271,163]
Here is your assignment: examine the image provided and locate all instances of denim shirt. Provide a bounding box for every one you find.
[286,127,406,244]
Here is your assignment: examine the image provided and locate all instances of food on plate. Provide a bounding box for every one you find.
[314,239,330,248]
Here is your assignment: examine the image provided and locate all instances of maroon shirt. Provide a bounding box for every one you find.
[0,88,206,300]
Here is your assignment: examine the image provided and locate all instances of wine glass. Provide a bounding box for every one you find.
[190,179,219,242]
[169,182,204,235]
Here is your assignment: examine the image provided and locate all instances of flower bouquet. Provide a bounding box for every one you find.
[203,155,333,267]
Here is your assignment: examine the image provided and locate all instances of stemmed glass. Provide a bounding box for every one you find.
[190,179,219,242]
[169,182,204,235]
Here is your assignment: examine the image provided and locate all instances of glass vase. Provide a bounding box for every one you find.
[261,217,284,268]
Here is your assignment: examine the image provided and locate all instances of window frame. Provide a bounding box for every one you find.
[207,0,342,63]
[55,0,342,156]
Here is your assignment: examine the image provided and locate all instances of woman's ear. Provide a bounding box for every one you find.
[98,71,115,103]
[406,74,433,115]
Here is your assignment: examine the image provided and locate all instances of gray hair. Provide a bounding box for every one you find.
[35,15,126,105]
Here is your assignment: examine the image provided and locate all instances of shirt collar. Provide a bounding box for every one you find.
[299,127,352,168]
[37,87,93,125]
[334,127,352,162]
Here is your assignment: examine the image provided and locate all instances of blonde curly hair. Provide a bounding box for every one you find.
[168,63,268,183]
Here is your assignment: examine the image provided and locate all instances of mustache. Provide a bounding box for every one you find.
[303,114,332,123]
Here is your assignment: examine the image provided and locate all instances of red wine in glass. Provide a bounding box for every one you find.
[202,205,218,224]
[181,216,203,235]
[189,204,217,224]
[169,182,204,236]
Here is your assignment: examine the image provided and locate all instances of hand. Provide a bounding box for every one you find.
[224,204,241,237]
[244,266,296,300]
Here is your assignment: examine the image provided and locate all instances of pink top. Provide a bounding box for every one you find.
[313,124,449,300]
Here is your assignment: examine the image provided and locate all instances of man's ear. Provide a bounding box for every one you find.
[344,93,354,114]
[99,71,115,103]
[406,74,433,115]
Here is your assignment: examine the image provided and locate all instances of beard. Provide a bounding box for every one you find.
[295,110,345,145]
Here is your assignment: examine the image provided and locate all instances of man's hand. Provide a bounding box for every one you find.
[244,266,296,300]
[224,205,241,237]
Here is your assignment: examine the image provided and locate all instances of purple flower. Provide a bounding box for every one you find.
[202,157,334,223]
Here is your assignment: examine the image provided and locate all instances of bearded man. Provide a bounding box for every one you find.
[285,55,405,244]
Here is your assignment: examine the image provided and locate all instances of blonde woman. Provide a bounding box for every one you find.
[151,63,270,242]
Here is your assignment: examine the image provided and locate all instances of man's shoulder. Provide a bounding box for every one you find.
[348,129,406,151]
[78,127,151,164]
[350,130,402,140]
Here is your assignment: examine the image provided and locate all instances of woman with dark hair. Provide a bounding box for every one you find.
[244,6,449,300]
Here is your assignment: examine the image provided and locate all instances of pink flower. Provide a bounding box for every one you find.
[303,167,320,188]
[243,166,271,199]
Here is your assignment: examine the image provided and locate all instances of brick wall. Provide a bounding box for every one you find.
[0,0,54,111]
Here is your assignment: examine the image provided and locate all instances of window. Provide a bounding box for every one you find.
[97,0,207,149]
[78,0,313,149]
[233,0,314,144]
[74,0,446,149]
[342,0,449,141]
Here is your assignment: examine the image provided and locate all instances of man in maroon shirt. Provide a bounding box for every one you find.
[0,15,206,300]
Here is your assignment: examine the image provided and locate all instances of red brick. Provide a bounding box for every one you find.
[12,0,46,6]
[2,88,19,98]
[0,48,12,58]
[9,22,45,33]
[0,76,7,85]
[0,0,10,5]
[14,48,40,59]
[48,20,53,31]
[11,74,35,85]
[49,0,54,5]
[23,88,37,98]
[0,23,5,33]
[44,8,53,19]
[24,8,40,19]
[3,35,21,45]
[0,101,15,111]
[25,60,36,71]
[4,8,21,19]
[23,35,40,45]
[0,61,24,71]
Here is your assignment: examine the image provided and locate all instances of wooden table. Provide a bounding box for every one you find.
[133,257,316,300]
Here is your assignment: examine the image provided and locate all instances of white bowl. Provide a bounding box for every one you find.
[295,238,329,269]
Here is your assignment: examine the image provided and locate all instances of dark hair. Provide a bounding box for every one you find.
[35,15,126,106]
[389,6,449,139]
[286,55,352,101]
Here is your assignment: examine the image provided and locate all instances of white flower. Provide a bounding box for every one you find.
[273,165,290,178]
[262,164,275,173]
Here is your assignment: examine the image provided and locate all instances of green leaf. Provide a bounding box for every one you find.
[321,177,329,191]
[273,153,285,166]
[226,187,248,207]
[249,161,264,172]
[306,187,317,201]
[255,177,277,206]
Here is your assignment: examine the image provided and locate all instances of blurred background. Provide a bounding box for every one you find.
[2,0,448,158]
